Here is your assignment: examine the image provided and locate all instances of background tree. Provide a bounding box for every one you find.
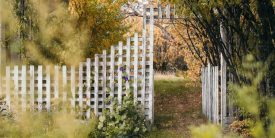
[68,0,128,58]
[1,0,128,65]
[172,0,275,94]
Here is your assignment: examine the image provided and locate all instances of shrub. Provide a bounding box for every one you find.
[94,91,148,138]
[0,96,97,138]
[0,96,12,118]
[229,120,252,137]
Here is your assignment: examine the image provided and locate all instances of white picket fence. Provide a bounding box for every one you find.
[201,54,233,125]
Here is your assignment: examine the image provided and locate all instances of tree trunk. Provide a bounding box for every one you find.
[256,0,275,95]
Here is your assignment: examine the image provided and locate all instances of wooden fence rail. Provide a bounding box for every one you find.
[201,54,233,125]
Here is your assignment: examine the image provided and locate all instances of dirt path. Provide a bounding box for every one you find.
[148,79,207,138]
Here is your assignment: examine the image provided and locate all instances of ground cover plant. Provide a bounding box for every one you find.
[94,91,148,138]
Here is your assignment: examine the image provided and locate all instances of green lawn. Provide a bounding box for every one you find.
[147,77,206,138]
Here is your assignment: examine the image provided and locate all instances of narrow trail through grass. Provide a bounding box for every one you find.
[147,76,207,138]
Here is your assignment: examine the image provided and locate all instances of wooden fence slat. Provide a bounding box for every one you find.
[118,42,123,104]
[79,63,83,110]
[221,53,227,126]
[212,66,215,122]
[46,66,51,111]
[110,46,115,98]
[134,33,138,103]
[205,66,210,118]
[38,66,43,111]
[213,67,216,123]
[54,66,59,99]
[158,4,162,19]
[102,51,107,108]
[201,68,205,115]
[215,66,219,124]
[86,58,91,118]
[166,4,170,19]
[207,63,210,119]
[126,38,131,90]
[71,66,75,108]
[210,66,213,121]
[94,55,99,115]
[13,66,19,101]
[0,45,1,97]
[204,68,207,115]
[30,65,35,110]
[5,67,11,109]
[21,66,26,111]
[62,66,67,103]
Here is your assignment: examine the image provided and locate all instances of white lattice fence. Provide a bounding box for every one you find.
[201,54,234,125]
[0,32,154,121]
[0,3,181,123]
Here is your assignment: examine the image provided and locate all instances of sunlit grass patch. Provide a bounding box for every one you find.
[155,71,186,81]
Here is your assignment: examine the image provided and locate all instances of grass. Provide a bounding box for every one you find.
[147,74,206,138]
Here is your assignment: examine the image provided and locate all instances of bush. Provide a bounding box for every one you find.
[0,96,97,138]
[229,120,252,137]
[93,91,148,138]
[0,96,12,118]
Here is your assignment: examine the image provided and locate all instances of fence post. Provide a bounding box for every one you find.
[142,6,147,105]
[221,53,227,126]
[86,58,91,118]
[149,5,155,123]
